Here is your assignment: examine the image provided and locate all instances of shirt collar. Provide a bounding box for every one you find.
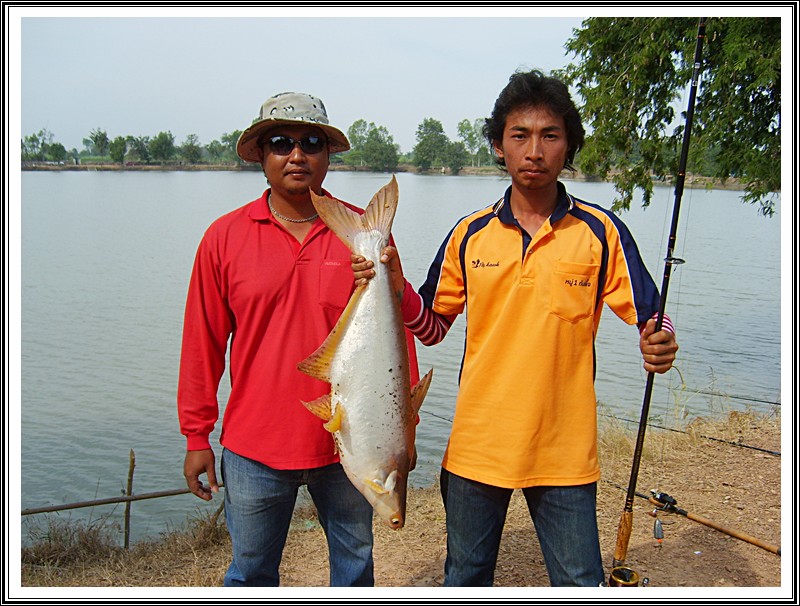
[493,181,574,225]
[248,188,334,222]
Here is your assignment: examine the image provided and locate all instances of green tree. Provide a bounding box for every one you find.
[181,134,203,164]
[560,17,780,216]
[109,136,128,164]
[46,142,67,163]
[149,131,176,164]
[347,119,370,152]
[443,140,470,175]
[363,124,399,172]
[127,136,151,163]
[206,139,226,163]
[413,118,449,171]
[21,128,55,161]
[457,118,489,167]
[88,128,110,156]
[220,130,243,164]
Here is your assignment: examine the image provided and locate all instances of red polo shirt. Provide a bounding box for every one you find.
[177,189,419,470]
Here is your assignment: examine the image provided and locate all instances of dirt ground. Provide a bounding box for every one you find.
[20,411,783,594]
[279,413,783,589]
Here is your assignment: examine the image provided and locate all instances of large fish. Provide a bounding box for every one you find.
[297,176,433,529]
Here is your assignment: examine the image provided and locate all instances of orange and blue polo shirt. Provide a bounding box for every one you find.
[418,181,661,488]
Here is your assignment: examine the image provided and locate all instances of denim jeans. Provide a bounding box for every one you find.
[221,448,374,586]
[440,468,604,587]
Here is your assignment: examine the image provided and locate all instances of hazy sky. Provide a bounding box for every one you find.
[14,9,593,154]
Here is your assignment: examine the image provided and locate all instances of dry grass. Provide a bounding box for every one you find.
[20,409,782,589]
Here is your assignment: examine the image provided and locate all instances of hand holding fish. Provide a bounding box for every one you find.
[351,246,406,303]
[183,449,220,501]
[639,318,679,374]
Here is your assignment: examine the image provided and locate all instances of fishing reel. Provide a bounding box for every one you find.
[608,566,643,587]
[609,491,677,586]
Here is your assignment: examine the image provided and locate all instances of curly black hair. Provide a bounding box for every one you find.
[483,69,585,172]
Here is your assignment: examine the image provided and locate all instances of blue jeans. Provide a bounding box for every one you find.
[440,469,604,587]
[221,448,374,586]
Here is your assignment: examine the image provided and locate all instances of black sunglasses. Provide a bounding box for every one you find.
[264,134,327,156]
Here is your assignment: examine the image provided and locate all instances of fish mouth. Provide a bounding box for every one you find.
[387,514,405,530]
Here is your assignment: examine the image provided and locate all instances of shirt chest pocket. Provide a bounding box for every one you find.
[318,261,354,311]
[550,261,599,322]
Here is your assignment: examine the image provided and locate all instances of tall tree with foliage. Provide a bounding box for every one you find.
[559,17,780,217]
[127,136,151,163]
[21,128,54,161]
[149,131,176,164]
[109,136,128,164]
[220,130,244,164]
[413,118,449,171]
[206,139,226,163]
[362,124,399,172]
[87,128,110,156]
[442,141,470,175]
[347,119,370,151]
[457,118,491,167]
[181,134,203,164]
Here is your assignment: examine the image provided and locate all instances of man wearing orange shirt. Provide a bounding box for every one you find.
[354,70,678,586]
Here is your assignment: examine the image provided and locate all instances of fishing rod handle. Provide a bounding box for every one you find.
[612,510,634,566]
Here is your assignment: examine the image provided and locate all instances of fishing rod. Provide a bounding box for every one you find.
[604,481,781,557]
[644,490,781,556]
[610,17,707,588]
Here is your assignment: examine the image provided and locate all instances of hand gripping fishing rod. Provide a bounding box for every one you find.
[609,17,707,588]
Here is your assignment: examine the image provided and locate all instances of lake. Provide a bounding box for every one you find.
[17,169,782,544]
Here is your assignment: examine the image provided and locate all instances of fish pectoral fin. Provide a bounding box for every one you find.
[323,404,344,433]
[365,478,388,495]
[409,368,434,418]
[366,471,398,496]
[301,394,332,422]
[384,470,398,493]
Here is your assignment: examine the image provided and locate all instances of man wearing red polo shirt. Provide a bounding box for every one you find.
[177,92,418,587]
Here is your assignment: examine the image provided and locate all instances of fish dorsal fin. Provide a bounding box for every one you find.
[297,284,367,382]
[310,175,399,251]
[409,368,434,419]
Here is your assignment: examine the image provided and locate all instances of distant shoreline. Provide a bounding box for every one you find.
[20,162,747,191]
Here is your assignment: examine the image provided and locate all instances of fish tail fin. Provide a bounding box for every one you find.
[309,175,399,250]
[363,174,398,242]
[409,368,433,418]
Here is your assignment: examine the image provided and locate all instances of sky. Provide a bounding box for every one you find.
[11,5,792,156]
[13,8,590,154]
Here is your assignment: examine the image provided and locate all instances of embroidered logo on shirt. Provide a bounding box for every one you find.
[471,259,500,269]
[564,278,593,287]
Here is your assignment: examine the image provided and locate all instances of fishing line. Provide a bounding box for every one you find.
[420,407,779,456]
[597,411,780,456]
[668,387,781,407]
